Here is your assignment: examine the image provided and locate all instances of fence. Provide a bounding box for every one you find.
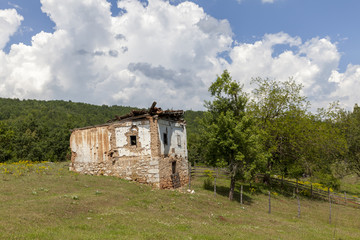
[268,176,360,207]
[189,165,360,208]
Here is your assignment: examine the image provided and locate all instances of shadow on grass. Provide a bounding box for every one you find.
[202,178,256,205]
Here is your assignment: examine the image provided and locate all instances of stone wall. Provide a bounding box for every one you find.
[159,155,189,189]
[157,119,189,189]
[70,156,159,187]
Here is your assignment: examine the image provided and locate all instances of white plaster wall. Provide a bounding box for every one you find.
[115,127,128,148]
[158,119,188,158]
[115,120,152,157]
[70,126,110,163]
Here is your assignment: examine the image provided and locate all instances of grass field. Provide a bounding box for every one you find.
[1,161,360,240]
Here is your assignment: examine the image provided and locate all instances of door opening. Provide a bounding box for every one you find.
[172,161,176,174]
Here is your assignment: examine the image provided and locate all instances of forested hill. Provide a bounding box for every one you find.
[0,98,203,163]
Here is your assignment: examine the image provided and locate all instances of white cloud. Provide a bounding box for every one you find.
[0,8,23,49]
[0,0,232,110]
[0,0,359,111]
[7,2,22,10]
[227,32,346,110]
[328,64,360,109]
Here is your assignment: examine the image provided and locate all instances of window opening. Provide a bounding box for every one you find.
[130,135,137,146]
[177,135,181,147]
[172,161,176,174]
[163,133,168,145]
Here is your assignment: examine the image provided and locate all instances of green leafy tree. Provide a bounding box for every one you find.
[0,122,15,163]
[184,110,205,165]
[341,104,360,176]
[250,78,347,188]
[201,70,267,200]
[249,77,309,181]
[300,102,346,189]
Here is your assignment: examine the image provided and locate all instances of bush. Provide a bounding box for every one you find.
[203,177,213,190]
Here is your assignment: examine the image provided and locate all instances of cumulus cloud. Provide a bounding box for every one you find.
[0,0,359,111]
[328,65,360,109]
[226,32,354,110]
[0,8,23,49]
[0,0,232,109]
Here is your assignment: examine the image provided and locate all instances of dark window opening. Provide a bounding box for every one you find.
[163,133,168,145]
[177,135,181,147]
[172,161,176,174]
[130,135,137,146]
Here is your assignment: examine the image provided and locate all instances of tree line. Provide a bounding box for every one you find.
[188,70,360,200]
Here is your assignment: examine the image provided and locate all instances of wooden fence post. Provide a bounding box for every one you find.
[268,191,271,214]
[240,184,243,205]
[344,191,347,205]
[214,168,217,197]
[297,188,301,218]
[328,188,332,224]
[188,162,191,189]
[296,180,300,218]
[311,183,313,198]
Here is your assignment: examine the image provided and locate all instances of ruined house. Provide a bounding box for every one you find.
[69,102,189,189]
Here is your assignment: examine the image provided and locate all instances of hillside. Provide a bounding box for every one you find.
[0,98,203,163]
[0,161,359,239]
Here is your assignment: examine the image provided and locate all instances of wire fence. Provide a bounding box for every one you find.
[189,165,360,208]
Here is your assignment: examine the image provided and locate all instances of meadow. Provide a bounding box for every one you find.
[1,161,360,240]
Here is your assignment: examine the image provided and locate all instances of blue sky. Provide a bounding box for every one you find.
[1,0,360,110]
[198,0,360,71]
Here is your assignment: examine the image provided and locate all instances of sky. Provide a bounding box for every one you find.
[0,0,360,111]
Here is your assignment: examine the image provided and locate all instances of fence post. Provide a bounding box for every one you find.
[344,191,347,205]
[188,162,191,189]
[268,191,271,214]
[328,188,332,224]
[311,183,313,198]
[240,184,243,204]
[295,180,300,218]
[214,167,217,197]
[297,188,301,218]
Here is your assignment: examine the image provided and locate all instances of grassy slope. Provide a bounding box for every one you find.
[1,162,360,240]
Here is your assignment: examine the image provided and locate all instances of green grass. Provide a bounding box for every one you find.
[1,162,360,239]
[340,174,360,196]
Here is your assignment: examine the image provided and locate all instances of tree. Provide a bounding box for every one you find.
[201,70,267,200]
[249,78,347,188]
[342,104,360,176]
[249,77,309,181]
[297,103,346,189]
[0,122,15,163]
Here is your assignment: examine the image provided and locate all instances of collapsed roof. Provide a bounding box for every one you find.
[107,102,184,123]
